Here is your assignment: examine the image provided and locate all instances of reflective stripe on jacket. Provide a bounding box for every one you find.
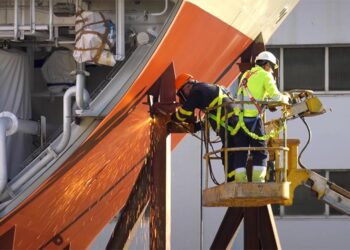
[174,83,234,132]
[235,66,287,117]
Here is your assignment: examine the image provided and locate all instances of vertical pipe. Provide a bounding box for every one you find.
[30,0,36,33]
[0,118,11,193]
[21,0,25,27]
[14,0,18,40]
[9,87,88,193]
[49,0,53,41]
[76,63,89,110]
[75,0,79,12]
[325,47,329,92]
[115,0,125,61]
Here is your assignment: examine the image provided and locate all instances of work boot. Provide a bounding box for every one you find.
[252,166,267,183]
[235,167,248,182]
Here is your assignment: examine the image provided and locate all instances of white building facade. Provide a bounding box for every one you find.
[172,0,350,249]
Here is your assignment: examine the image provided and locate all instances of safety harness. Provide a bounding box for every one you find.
[208,71,284,140]
[238,70,264,115]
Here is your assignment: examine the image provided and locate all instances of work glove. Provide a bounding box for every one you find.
[170,112,178,122]
[281,92,292,105]
[194,121,203,132]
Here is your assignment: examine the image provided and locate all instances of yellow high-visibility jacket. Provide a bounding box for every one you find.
[235,65,289,117]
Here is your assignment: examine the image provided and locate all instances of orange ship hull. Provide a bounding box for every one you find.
[0,1,297,248]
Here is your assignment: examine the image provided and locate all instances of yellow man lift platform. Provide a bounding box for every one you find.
[203,182,290,207]
[199,90,350,249]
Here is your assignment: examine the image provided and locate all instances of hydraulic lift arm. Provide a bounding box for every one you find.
[306,170,350,215]
[281,90,350,215]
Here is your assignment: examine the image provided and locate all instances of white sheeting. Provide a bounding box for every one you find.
[73,11,116,66]
[0,49,32,179]
[41,50,76,93]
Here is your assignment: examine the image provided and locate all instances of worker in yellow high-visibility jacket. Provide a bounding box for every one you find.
[231,51,290,182]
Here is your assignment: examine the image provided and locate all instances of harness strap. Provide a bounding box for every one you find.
[238,70,264,115]
[208,87,228,133]
[209,112,284,140]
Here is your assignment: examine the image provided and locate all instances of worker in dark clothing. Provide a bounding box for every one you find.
[171,73,238,182]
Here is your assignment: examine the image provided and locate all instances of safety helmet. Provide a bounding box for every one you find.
[175,73,194,90]
[255,51,278,69]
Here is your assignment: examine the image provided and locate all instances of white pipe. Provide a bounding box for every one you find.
[0,112,41,194]
[115,0,125,61]
[30,0,36,34]
[0,117,12,193]
[10,151,53,192]
[0,25,48,31]
[49,0,53,41]
[17,119,39,135]
[75,0,79,12]
[76,63,90,110]
[57,40,75,45]
[14,0,18,40]
[8,87,89,193]
[55,87,79,152]
[149,0,168,16]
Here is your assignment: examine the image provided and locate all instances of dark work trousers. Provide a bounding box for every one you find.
[231,116,268,173]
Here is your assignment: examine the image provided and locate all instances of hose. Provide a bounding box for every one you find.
[174,119,222,185]
[298,116,311,169]
[201,124,221,186]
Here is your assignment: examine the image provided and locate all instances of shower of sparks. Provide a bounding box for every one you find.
[35,108,155,240]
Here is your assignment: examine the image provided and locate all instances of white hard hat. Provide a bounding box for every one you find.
[255,51,278,68]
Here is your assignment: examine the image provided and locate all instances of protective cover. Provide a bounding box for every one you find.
[0,49,32,178]
[41,50,77,93]
[73,11,116,66]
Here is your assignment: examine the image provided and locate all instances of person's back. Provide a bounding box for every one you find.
[231,51,290,183]
[172,74,237,182]
[174,80,235,133]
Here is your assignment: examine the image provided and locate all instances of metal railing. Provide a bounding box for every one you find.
[202,100,290,188]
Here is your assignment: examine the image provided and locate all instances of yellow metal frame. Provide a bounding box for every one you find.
[202,101,312,207]
[271,139,309,206]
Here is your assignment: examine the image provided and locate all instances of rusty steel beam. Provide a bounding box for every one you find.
[258,205,281,250]
[210,207,244,250]
[148,62,175,250]
[244,207,261,249]
[210,205,281,249]
[149,116,171,250]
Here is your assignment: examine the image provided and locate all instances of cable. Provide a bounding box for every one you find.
[199,123,203,250]
[298,116,311,169]
[173,115,222,185]
[202,127,221,186]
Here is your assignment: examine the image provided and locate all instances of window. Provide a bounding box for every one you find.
[283,170,326,216]
[329,170,350,215]
[284,48,325,91]
[284,184,325,216]
[267,48,281,88]
[329,47,350,91]
[267,45,350,92]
